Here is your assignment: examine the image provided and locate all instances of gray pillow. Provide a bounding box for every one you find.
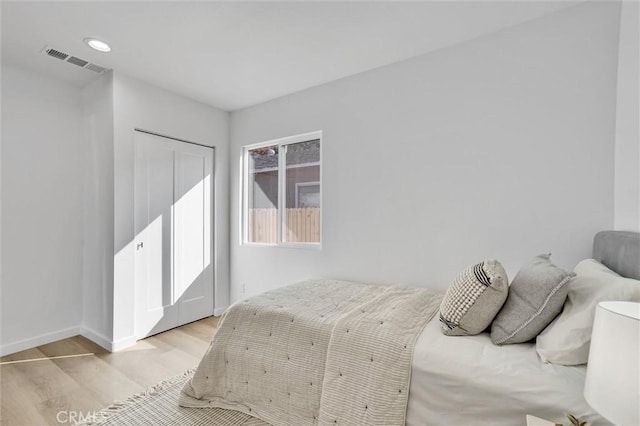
[440,260,509,336]
[491,254,574,345]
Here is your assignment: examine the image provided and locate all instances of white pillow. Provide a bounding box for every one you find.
[536,259,640,365]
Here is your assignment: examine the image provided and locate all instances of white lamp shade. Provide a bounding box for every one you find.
[584,301,640,425]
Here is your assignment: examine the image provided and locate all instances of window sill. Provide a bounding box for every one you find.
[241,242,322,251]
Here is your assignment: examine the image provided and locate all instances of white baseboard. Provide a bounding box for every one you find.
[0,326,81,357]
[214,306,228,316]
[1,316,217,356]
[80,328,135,352]
[111,336,137,352]
[79,327,113,352]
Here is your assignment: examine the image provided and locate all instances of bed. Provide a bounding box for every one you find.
[409,310,596,424]
[407,230,640,425]
[181,231,640,425]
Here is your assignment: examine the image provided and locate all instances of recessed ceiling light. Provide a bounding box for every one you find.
[84,38,111,53]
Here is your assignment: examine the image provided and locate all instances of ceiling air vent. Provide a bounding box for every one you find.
[40,45,110,75]
[85,63,106,74]
[45,48,69,61]
[67,56,89,67]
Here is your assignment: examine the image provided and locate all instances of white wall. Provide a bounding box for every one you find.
[112,72,229,346]
[614,1,640,232]
[1,66,230,354]
[81,72,115,346]
[1,65,84,355]
[229,2,621,302]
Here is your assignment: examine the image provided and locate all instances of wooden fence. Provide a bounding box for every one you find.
[249,208,320,243]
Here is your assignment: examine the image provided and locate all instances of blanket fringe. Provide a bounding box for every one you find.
[77,368,196,425]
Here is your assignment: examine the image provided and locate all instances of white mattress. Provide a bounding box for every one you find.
[406,317,605,425]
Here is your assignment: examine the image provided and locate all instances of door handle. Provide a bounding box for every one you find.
[137,242,144,250]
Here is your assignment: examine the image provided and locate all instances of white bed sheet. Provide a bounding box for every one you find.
[406,317,606,425]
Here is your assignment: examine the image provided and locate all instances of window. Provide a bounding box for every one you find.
[243,131,321,246]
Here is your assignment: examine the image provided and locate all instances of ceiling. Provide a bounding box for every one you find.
[2,1,579,111]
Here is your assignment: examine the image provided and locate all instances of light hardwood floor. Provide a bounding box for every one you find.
[0,316,218,426]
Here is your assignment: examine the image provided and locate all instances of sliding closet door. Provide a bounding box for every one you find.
[134,131,215,339]
[174,144,214,326]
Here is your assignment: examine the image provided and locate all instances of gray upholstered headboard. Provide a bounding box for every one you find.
[593,231,640,280]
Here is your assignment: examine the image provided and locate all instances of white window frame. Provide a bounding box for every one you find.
[242,131,322,249]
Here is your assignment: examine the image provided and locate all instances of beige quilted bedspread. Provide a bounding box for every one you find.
[179,280,442,426]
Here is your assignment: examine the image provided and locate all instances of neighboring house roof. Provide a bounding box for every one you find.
[251,139,320,171]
